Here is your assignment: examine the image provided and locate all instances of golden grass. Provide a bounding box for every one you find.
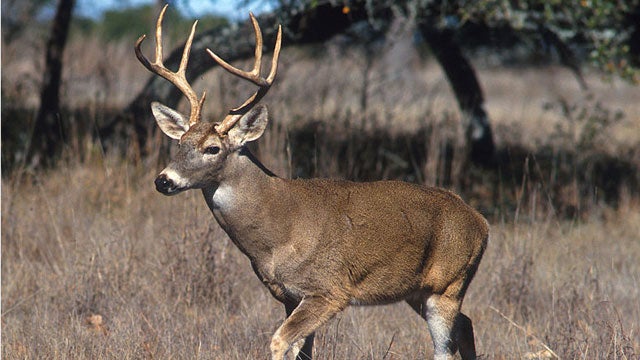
[2,143,639,359]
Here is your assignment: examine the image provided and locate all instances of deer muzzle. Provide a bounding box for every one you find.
[155,174,177,195]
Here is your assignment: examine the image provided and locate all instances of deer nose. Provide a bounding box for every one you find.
[155,174,174,194]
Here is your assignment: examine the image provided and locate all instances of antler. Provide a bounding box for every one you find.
[207,13,282,135]
[135,4,206,126]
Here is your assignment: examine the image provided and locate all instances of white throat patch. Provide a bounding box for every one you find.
[211,184,235,210]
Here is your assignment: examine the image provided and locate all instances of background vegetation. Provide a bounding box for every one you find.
[2,1,639,358]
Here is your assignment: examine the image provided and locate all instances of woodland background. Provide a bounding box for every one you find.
[2,0,639,358]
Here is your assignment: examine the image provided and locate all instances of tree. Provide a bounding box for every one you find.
[453,0,639,82]
[419,25,495,166]
[27,0,76,167]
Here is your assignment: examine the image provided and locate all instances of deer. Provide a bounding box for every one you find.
[135,5,489,360]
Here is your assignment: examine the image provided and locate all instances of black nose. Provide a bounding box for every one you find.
[155,174,174,194]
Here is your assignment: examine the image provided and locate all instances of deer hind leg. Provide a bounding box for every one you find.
[271,296,344,360]
[454,312,477,360]
[406,294,477,360]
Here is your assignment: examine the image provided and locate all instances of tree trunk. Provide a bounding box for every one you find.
[28,0,75,167]
[419,24,495,167]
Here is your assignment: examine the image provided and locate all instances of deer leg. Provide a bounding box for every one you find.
[271,296,344,360]
[406,294,467,360]
[425,295,459,360]
[453,312,477,360]
[284,299,315,360]
[405,294,427,319]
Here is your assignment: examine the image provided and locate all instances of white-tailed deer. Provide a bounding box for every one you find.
[136,5,488,360]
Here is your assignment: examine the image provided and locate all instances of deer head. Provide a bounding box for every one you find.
[135,5,282,195]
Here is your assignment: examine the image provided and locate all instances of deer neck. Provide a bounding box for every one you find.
[201,147,286,257]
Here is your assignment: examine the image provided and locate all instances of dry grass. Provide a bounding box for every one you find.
[2,149,639,359]
[3,27,640,359]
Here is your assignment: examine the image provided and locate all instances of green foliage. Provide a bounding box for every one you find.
[275,0,638,82]
[100,4,158,41]
[451,0,640,83]
[196,14,230,33]
[70,5,229,42]
[70,15,97,35]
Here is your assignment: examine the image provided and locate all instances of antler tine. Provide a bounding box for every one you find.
[208,15,283,135]
[135,4,205,126]
[207,14,268,87]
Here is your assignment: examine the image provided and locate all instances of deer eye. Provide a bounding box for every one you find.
[204,146,221,155]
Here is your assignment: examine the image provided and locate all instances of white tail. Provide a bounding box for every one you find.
[136,6,488,359]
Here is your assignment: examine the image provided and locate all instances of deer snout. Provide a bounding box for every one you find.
[155,174,176,195]
[155,168,190,195]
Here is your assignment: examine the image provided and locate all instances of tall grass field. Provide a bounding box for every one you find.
[2,24,639,359]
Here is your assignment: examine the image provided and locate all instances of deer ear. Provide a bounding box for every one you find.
[151,102,190,140]
[228,105,268,146]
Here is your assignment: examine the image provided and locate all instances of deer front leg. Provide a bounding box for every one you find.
[271,296,345,360]
[283,299,315,359]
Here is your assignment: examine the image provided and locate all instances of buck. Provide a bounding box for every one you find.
[136,5,488,360]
